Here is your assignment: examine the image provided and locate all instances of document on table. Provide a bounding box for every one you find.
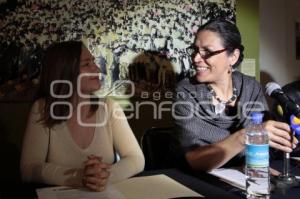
[291,156,300,161]
[114,174,202,199]
[36,186,125,199]
[208,168,246,190]
[36,174,203,199]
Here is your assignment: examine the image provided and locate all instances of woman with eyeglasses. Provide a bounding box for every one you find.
[20,41,144,191]
[172,19,298,171]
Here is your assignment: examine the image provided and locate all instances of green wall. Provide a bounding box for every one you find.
[236,0,260,80]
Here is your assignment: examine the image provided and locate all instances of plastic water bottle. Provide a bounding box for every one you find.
[245,112,270,198]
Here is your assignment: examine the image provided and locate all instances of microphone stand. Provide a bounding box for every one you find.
[276,151,297,186]
[274,115,299,188]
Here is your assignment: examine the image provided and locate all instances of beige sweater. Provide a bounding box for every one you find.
[20,98,144,186]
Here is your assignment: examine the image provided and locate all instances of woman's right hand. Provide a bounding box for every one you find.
[263,120,298,153]
[82,155,111,192]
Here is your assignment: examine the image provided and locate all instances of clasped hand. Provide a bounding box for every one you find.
[82,155,111,192]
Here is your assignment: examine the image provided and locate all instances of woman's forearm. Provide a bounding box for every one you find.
[185,129,245,171]
[21,161,83,187]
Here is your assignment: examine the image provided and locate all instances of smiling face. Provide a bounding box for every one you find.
[79,46,101,94]
[193,30,239,84]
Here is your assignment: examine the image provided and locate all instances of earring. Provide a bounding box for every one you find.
[228,65,232,74]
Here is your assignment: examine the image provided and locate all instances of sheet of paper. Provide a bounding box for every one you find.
[37,175,202,199]
[208,168,246,190]
[291,156,300,161]
[209,168,271,195]
[114,174,203,199]
[36,186,125,199]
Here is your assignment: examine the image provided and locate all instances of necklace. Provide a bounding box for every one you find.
[207,84,237,115]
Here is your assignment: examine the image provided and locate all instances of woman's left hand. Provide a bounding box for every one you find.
[263,120,299,153]
[82,155,112,192]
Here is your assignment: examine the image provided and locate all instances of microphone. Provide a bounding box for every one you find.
[265,82,300,118]
[290,115,300,136]
[276,104,284,117]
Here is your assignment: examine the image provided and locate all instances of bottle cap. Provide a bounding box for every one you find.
[251,112,263,124]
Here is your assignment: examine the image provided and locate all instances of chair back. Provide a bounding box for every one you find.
[141,127,174,170]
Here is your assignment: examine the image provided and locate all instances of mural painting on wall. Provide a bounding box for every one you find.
[0,0,235,101]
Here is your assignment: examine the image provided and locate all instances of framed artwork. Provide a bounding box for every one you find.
[0,0,235,101]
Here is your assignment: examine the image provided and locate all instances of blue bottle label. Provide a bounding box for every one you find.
[246,144,269,167]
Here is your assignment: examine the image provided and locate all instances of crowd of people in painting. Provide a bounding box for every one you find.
[0,0,234,99]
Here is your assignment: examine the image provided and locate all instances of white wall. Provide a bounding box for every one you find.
[260,0,300,87]
[286,0,300,81]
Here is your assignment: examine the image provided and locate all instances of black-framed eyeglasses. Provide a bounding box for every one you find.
[187,47,227,59]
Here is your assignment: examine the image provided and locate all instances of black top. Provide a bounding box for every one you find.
[282,80,300,106]
[271,80,300,157]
